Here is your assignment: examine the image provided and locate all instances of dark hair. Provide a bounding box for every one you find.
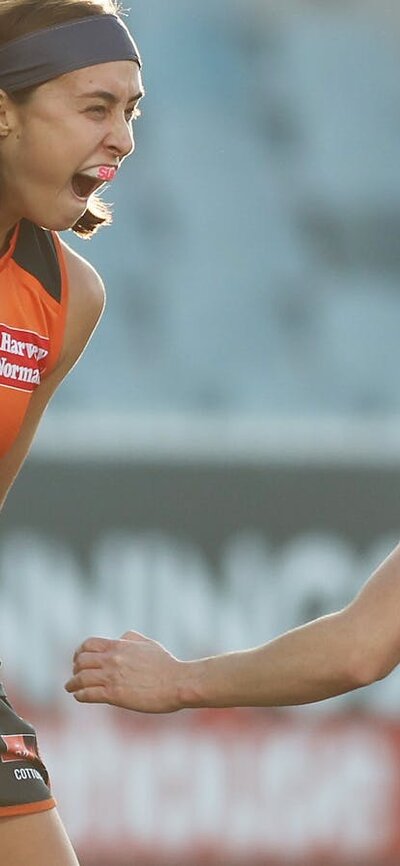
[0,0,127,238]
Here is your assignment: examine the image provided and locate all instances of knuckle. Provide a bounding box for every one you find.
[109,651,122,669]
[99,671,110,688]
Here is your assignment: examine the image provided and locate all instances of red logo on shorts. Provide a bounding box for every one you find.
[0,734,39,763]
[0,324,49,393]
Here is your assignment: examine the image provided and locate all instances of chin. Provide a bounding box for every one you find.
[20,191,87,232]
[39,210,87,232]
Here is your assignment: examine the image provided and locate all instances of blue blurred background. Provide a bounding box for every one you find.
[3,1,400,863]
[60,0,400,416]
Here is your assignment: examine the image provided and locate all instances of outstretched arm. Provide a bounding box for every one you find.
[65,542,400,713]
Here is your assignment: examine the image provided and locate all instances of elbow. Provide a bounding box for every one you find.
[338,608,398,690]
[349,663,380,690]
[347,650,396,690]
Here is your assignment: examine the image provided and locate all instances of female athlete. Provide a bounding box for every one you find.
[0,0,143,863]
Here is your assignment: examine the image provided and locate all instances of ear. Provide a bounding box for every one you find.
[0,90,15,138]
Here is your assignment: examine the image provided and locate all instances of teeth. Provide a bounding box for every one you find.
[80,166,117,182]
[71,166,118,200]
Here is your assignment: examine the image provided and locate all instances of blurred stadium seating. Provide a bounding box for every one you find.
[55,0,400,415]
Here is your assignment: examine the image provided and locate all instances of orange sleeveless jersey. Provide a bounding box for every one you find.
[0,220,69,459]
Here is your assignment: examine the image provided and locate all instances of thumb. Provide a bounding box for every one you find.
[120,630,149,642]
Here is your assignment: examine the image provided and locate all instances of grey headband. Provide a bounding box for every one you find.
[0,14,142,94]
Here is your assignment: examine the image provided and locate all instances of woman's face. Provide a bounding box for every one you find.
[0,59,143,230]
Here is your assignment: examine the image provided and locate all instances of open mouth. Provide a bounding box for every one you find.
[71,172,104,200]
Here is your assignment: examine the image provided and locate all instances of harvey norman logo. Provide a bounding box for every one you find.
[0,323,49,393]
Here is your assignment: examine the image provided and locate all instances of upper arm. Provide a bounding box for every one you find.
[0,241,105,510]
[345,542,400,681]
[55,239,106,371]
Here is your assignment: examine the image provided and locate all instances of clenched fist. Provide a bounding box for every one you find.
[65,630,186,713]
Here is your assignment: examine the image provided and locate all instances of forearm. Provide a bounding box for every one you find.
[178,609,369,709]
[67,545,400,714]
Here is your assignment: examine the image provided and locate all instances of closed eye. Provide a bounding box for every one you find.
[86,104,108,118]
[85,104,141,123]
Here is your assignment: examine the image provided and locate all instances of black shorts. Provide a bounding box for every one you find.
[0,684,56,817]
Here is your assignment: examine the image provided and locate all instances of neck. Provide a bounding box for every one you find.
[0,195,24,256]
[0,221,19,257]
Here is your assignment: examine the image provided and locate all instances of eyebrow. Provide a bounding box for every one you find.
[77,89,145,105]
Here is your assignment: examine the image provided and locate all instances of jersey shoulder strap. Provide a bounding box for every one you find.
[12,218,62,303]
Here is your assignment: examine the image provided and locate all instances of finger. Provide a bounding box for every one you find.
[73,652,104,675]
[65,669,106,693]
[73,687,109,705]
[73,636,114,663]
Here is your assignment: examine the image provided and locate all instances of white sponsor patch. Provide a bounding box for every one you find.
[0,323,49,393]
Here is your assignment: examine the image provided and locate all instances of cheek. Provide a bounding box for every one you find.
[15,117,83,184]
[13,125,56,179]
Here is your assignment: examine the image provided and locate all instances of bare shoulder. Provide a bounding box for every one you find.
[58,237,106,370]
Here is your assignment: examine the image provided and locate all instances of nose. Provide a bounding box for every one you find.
[103,116,135,160]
